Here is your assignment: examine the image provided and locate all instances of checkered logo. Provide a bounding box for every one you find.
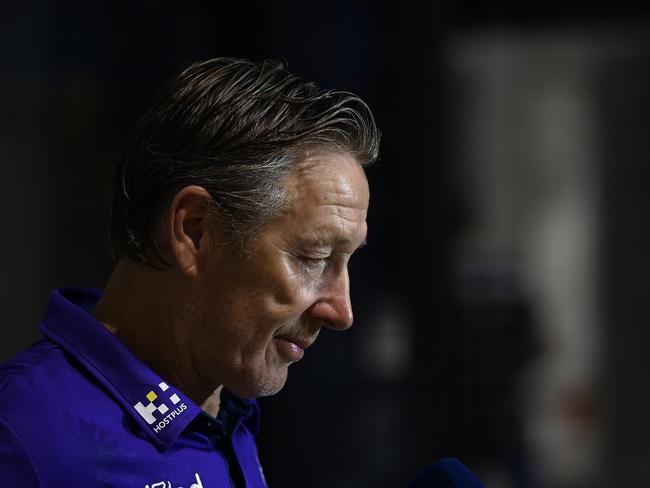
[134,382,182,425]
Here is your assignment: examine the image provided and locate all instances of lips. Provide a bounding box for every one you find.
[276,335,314,350]
[273,334,317,362]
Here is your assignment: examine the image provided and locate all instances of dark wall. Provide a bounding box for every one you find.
[0,3,449,487]
[599,53,650,487]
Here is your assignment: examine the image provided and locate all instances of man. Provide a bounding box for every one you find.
[0,57,379,487]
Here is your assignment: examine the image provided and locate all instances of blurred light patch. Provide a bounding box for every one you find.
[443,26,647,487]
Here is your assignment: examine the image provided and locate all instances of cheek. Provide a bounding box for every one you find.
[241,274,317,340]
[264,258,316,308]
[258,285,312,326]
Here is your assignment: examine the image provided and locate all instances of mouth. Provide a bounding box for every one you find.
[273,334,316,362]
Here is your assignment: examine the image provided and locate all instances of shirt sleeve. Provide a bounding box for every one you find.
[0,416,42,487]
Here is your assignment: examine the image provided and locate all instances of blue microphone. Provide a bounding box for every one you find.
[406,458,486,487]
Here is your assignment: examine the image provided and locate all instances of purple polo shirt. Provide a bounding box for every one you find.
[0,289,268,488]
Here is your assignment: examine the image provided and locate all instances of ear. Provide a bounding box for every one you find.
[167,185,214,277]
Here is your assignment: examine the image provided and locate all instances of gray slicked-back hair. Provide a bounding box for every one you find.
[110,57,380,267]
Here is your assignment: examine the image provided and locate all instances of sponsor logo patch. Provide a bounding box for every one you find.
[134,382,187,432]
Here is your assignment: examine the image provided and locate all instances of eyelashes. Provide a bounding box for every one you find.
[298,256,329,274]
[298,253,355,275]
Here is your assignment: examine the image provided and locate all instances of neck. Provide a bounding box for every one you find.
[92,259,219,409]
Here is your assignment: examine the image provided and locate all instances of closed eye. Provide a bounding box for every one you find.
[298,255,329,273]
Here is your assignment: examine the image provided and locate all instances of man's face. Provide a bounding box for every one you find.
[184,150,369,398]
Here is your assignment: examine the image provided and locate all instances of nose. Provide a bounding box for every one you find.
[308,265,354,331]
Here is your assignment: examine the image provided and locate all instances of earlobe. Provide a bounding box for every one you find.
[168,186,213,277]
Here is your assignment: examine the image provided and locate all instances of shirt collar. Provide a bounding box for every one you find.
[219,388,258,436]
[39,288,204,451]
[190,390,258,442]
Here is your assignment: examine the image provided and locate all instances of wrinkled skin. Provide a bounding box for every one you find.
[180,150,370,398]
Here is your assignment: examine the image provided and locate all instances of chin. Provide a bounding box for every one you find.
[233,367,289,399]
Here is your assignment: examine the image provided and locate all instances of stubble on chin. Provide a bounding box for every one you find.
[239,346,290,399]
[247,368,288,398]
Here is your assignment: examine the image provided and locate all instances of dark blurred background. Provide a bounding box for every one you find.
[2,1,650,487]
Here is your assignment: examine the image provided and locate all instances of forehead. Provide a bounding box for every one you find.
[273,151,369,246]
[289,150,369,202]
